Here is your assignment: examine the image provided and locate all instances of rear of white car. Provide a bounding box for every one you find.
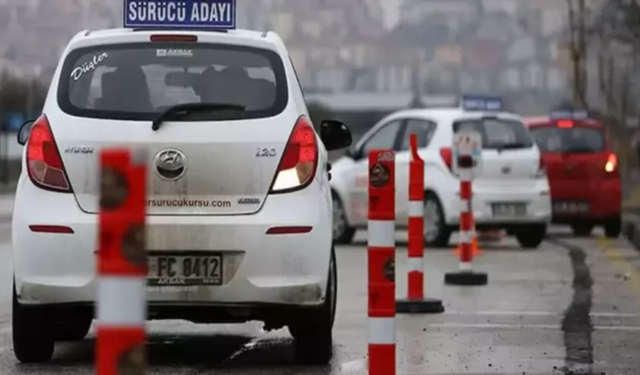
[435,112,551,248]
[12,28,342,364]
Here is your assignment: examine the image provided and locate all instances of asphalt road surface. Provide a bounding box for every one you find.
[1,225,640,374]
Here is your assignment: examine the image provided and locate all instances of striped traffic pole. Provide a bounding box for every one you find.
[97,148,148,375]
[453,201,483,256]
[396,134,444,314]
[367,149,396,375]
[444,137,488,286]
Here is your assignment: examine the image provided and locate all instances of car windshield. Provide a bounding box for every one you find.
[57,43,288,121]
[453,117,534,150]
[529,125,604,153]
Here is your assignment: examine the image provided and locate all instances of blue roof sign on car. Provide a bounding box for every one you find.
[549,109,588,120]
[460,95,502,112]
[124,0,236,30]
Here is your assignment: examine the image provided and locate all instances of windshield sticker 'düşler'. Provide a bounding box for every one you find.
[70,52,109,81]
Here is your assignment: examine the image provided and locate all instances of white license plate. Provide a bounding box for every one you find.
[147,254,222,286]
[492,203,527,217]
[553,201,589,213]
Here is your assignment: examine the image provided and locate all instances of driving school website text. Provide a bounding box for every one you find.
[146,199,232,208]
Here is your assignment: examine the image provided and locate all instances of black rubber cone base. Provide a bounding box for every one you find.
[396,297,445,314]
[444,271,488,286]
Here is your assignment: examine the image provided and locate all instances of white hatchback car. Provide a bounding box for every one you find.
[331,102,551,248]
[11,21,352,364]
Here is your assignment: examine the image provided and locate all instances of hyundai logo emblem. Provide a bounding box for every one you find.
[501,165,511,174]
[154,149,187,180]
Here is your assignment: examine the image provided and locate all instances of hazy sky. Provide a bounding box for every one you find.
[381,0,401,29]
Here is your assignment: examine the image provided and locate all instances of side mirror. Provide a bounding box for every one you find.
[320,119,352,152]
[17,119,35,146]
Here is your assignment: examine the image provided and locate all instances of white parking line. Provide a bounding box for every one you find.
[339,358,367,373]
[424,322,640,331]
[593,325,640,331]
[442,310,640,318]
[428,322,559,330]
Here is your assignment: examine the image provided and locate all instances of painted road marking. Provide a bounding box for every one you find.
[337,321,640,372]
[422,323,640,331]
[442,310,640,318]
[339,358,368,373]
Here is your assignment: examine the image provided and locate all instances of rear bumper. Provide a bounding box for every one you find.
[442,180,551,226]
[550,178,621,222]
[20,301,322,326]
[12,175,333,307]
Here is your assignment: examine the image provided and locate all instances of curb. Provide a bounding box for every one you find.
[623,211,640,251]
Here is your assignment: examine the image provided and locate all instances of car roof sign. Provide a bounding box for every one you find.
[549,109,588,120]
[124,0,237,30]
[460,94,502,112]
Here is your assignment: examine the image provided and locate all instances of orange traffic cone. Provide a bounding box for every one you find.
[472,234,481,254]
[453,233,482,256]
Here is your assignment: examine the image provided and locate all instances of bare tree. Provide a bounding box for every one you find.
[591,0,640,171]
[566,0,589,108]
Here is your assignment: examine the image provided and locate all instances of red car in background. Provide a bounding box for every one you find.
[525,110,621,238]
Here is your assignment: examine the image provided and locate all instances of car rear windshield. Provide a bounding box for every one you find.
[453,117,534,150]
[57,43,288,121]
[529,125,604,153]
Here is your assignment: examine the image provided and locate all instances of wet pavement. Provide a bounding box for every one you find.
[0,224,640,374]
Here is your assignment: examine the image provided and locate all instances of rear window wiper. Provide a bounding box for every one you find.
[492,142,532,152]
[562,147,599,153]
[152,102,246,131]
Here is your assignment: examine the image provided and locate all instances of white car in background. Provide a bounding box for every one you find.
[330,96,551,248]
[11,10,352,365]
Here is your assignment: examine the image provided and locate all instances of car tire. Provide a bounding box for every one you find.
[332,192,356,244]
[515,224,546,249]
[289,246,336,365]
[604,215,622,238]
[424,193,452,248]
[571,224,594,237]
[12,282,55,363]
[53,314,92,341]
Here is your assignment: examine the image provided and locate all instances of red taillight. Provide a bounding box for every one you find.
[605,153,617,174]
[266,226,313,235]
[269,116,318,194]
[439,147,454,172]
[150,34,198,42]
[557,120,574,128]
[26,115,71,192]
[29,225,74,234]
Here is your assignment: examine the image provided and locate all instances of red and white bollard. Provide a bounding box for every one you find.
[97,148,148,375]
[396,134,444,314]
[444,136,488,286]
[367,149,396,375]
[453,213,483,256]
